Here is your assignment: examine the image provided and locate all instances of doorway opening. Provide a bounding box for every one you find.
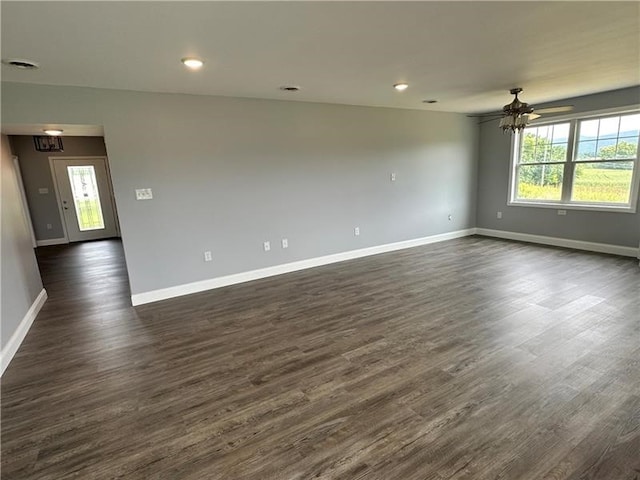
[6,128,131,307]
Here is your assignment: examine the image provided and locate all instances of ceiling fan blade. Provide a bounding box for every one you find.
[467,112,503,118]
[534,105,574,114]
[477,117,500,124]
[527,113,541,120]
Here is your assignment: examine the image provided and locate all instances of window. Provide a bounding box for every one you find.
[67,166,105,231]
[510,110,640,211]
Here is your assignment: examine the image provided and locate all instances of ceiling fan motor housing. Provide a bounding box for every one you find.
[503,88,534,116]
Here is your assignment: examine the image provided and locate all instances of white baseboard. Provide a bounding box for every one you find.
[475,228,639,258]
[36,238,68,247]
[132,228,476,306]
[1,288,47,376]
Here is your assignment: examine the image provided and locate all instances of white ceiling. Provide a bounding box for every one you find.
[1,1,639,114]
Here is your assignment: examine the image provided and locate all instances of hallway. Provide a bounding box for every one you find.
[36,239,130,311]
[2,239,132,379]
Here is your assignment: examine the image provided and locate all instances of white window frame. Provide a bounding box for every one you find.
[508,105,640,213]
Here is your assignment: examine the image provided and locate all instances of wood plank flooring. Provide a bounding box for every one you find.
[1,236,639,479]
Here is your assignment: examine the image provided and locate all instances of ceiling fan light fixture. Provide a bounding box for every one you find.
[500,88,535,134]
[499,114,530,133]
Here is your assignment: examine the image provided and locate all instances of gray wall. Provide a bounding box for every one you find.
[1,134,43,350]
[477,86,640,248]
[10,136,108,241]
[1,82,478,295]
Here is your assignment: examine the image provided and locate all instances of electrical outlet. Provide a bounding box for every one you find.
[281,238,288,249]
[354,227,360,236]
[204,251,212,262]
[46,223,52,230]
[497,211,502,219]
[391,172,396,182]
[135,188,153,200]
[263,241,271,252]
[557,209,567,216]
[38,187,49,194]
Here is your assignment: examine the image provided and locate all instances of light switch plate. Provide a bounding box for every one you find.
[135,188,153,200]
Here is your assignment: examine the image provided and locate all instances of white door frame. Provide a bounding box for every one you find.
[48,156,121,242]
[12,155,37,248]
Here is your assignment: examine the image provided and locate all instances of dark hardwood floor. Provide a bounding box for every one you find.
[2,237,639,479]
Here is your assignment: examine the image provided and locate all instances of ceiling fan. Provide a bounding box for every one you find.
[469,88,574,133]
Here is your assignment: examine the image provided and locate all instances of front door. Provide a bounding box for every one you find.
[51,157,119,242]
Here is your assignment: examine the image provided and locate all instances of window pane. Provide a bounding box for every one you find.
[596,138,617,159]
[537,125,551,141]
[521,133,536,163]
[619,114,640,138]
[551,123,570,143]
[579,119,599,139]
[613,138,638,159]
[539,143,551,162]
[516,164,563,201]
[520,123,570,164]
[597,117,620,140]
[549,143,567,161]
[67,166,105,231]
[571,161,634,204]
[577,140,597,160]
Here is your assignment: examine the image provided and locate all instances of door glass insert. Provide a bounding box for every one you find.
[67,166,105,231]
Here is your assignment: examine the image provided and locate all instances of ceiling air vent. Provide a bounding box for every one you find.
[279,86,300,92]
[2,58,39,69]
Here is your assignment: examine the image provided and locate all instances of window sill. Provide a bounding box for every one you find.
[507,200,637,214]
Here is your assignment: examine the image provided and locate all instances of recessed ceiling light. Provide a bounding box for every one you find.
[279,86,300,92]
[43,129,63,136]
[423,99,438,104]
[2,58,39,69]
[181,57,204,70]
[393,83,409,91]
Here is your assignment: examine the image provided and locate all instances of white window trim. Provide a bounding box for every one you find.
[507,105,640,214]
